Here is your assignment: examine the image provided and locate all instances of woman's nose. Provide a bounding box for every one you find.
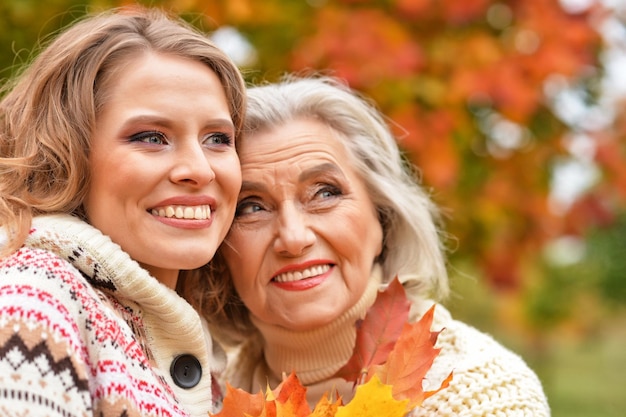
[273,203,316,256]
[169,141,215,186]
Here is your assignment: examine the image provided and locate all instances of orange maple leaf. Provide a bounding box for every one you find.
[211,372,311,417]
[211,383,265,416]
[335,277,452,409]
[334,276,410,384]
[372,305,453,408]
[274,372,311,417]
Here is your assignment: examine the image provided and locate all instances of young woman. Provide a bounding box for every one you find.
[0,7,245,416]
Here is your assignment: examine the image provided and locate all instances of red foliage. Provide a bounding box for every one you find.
[213,278,450,416]
[172,0,622,291]
[334,277,410,384]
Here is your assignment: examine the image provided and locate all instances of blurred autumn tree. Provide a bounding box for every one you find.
[193,0,626,303]
[199,0,617,290]
[1,0,624,321]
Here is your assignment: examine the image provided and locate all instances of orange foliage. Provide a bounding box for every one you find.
[212,278,450,417]
[137,0,620,291]
[334,278,411,384]
[291,7,424,87]
[371,306,453,408]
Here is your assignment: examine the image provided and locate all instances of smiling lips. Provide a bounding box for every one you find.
[150,204,211,220]
[273,264,331,283]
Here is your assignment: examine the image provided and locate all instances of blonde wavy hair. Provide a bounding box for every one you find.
[0,7,246,310]
[199,75,449,341]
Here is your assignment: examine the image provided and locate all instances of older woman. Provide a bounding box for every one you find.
[198,75,550,416]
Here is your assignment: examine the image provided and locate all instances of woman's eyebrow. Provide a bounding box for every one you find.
[239,163,344,194]
[240,180,267,194]
[120,115,234,131]
[298,163,343,182]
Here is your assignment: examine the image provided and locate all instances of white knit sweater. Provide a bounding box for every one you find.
[222,266,550,416]
[0,214,224,417]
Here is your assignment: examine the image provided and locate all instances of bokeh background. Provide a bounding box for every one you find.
[1,0,624,415]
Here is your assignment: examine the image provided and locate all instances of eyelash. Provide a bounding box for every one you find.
[235,198,263,216]
[129,131,166,144]
[206,132,233,146]
[233,183,343,218]
[315,184,342,199]
[128,131,234,147]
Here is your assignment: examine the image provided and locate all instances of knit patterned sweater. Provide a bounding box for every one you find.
[222,266,550,416]
[0,214,224,417]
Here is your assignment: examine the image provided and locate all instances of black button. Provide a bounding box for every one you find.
[170,354,202,389]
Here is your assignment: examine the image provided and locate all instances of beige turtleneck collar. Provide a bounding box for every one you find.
[249,264,383,388]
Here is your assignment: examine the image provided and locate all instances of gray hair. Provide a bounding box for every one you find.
[199,75,449,339]
[244,75,449,299]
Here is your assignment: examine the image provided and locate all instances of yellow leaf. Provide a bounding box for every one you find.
[310,393,341,417]
[335,375,408,417]
[265,382,276,401]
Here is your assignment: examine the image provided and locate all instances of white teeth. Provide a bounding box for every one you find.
[151,205,211,220]
[273,264,331,283]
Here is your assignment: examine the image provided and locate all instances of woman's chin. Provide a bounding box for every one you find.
[276,312,340,332]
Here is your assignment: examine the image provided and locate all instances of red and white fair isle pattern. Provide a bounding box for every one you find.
[0,246,187,417]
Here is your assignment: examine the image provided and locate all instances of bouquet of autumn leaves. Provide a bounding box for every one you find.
[211,277,453,417]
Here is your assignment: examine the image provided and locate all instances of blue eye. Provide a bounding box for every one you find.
[315,185,342,199]
[235,200,264,216]
[205,132,233,146]
[129,131,167,145]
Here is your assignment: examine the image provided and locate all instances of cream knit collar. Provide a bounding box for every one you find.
[250,264,383,385]
[25,214,206,338]
[26,214,185,312]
